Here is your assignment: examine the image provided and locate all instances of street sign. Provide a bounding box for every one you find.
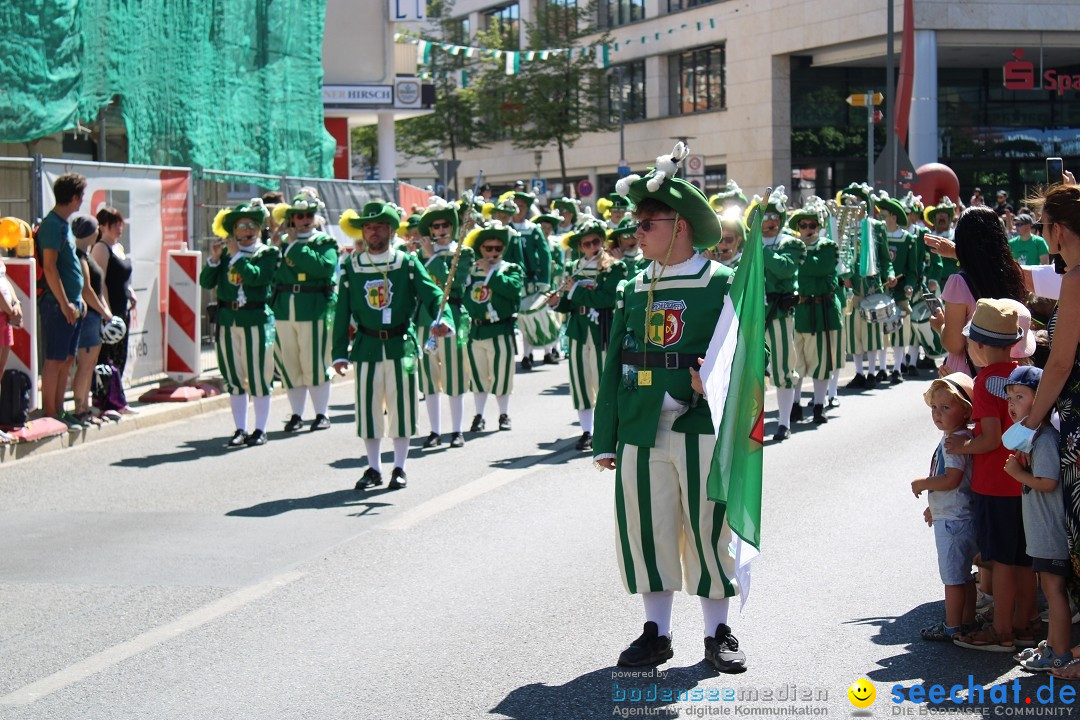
[617,161,632,178]
[846,92,884,107]
[531,178,547,196]
[872,110,884,123]
[577,179,594,197]
[684,154,706,176]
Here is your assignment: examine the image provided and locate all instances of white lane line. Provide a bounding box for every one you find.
[381,448,579,531]
[0,570,305,706]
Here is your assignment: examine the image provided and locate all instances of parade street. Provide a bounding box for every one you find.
[0,366,1073,719]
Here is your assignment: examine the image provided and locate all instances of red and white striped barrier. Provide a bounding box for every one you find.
[3,258,38,410]
[164,249,201,382]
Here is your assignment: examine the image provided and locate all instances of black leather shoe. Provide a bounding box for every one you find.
[550,348,561,360]
[284,414,303,432]
[388,467,408,490]
[875,369,888,382]
[543,352,559,365]
[356,468,382,490]
[890,369,904,385]
[866,372,879,386]
[617,622,673,668]
[245,429,267,446]
[449,432,465,448]
[309,414,331,431]
[812,404,828,424]
[704,623,747,674]
[470,414,485,432]
[226,429,248,448]
[576,431,593,451]
[904,363,920,377]
[917,355,937,370]
[520,355,533,371]
[790,402,804,423]
[772,425,790,442]
[422,431,442,448]
[845,373,867,389]
[498,414,511,431]
[828,396,840,408]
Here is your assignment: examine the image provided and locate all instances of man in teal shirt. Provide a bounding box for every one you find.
[1009,215,1050,265]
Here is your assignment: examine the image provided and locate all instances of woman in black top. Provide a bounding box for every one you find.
[92,207,135,403]
[71,216,114,425]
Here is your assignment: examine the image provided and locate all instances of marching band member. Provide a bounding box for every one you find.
[333,201,454,491]
[533,211,565,364]
[271,191,338,433]
[903,191,942,374]
[461,222,524,433]
[417,197,474,449]
[875,193,918,384]
[497,192,552,370]
[597,193,633,229]
[549,215,628,451]
[201,199,279,447]
[606,217,649,277]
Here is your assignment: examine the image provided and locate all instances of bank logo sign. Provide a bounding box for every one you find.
[1003,48,1079,95]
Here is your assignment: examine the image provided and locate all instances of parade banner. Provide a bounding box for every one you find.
[41,160,193,383]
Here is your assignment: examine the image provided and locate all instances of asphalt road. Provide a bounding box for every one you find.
[0,362,1076,719]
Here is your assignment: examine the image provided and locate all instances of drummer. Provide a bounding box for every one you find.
[548,216,628,452]
[903,191,943,373]
[606,217,649,277]
[874,192,918,384]
[533,211,566,365]
[493,194,552,370]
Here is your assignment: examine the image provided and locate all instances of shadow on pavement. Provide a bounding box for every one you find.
[111,436,239,468]
[490,663,715,719]
[539,383,571,396]
[226,489,393,517]
[488,440,579,469]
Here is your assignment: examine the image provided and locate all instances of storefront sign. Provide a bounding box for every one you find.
[1003,48,1079,95]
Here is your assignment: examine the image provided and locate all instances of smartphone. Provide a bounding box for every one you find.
[923,296,943,315]
[1047,157,1064,185]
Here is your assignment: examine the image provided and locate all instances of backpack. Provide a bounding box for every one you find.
[92,363,127,412]
[0,368,31,428]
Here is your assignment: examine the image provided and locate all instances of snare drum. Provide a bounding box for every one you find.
[910,299,931,324]
[519,292,562,346]
[881,308,905,335]
[858,293,897,324]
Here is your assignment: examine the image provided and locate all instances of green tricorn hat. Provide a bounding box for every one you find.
[786,208,822,232]
[284,191,325,216]
[744,186,789,227]
[417,197,459,239]
[709,180,748,212]
[615,142,721,250]
[532,212,561,228]
[463,221,516,250]
[562,217,608,252]
[406,214,422,229]
[874,193,908,223]
[551,197,580,224]
[900,191,924,214]
[343,201,401,229]
[214,198,269,237]
[924,195,957,226]
[511,191,536,205]
[606,216,638,247]
[492,197,518,216]
[837,182,873,209]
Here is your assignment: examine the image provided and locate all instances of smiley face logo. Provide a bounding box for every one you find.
[847,678,876,709]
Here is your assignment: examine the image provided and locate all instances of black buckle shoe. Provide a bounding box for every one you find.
[226,429,248,448]
[790,402,804,423]
[388,467,408,490]
[520,355,533,371]
[449,432,465,448]
[904,364,920,377]
[356,468,382,490]
[704,623,747,674]
[498,414,511,431]
[284,414,303,432]
[875,369,888,382]
[422,431,442,449]
[917,356,937,370]
[576,431,593,451]
[845,373,867,389]
[470,414,485,433]
[772,425,790,442]
[543,352,559,365]
[890,369,904,385]
[309,414,331,431]
[617,621,673,668]
[812,403,828,424]
[827,396,840,408]
[245,429,267,446]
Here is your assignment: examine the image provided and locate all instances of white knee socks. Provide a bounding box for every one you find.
[642,591,674,638]
[828,369,840,399]
[474,392,489,416]
[496,393,510,415]
[230,394,248,431]
[793,376,804,409]
[892,345,905,370]
[425,394,442,434]
[776,388,795,427]
[252,395,270,432]
[286,387,306,416]
[578,408,594,433]
[393,437,409,469]
[854,355,865,375]
[522,338,534,358]
[364,438,382,473]
[812,379,828,406]
[700,597,731,635]
[310,382,332,416]
[449,395,464,433]
[877,348,887,371]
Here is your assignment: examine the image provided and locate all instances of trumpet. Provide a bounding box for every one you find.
[825,199,866,277]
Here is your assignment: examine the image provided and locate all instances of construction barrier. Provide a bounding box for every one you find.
[164,248,202,382]
[2,258,37,410]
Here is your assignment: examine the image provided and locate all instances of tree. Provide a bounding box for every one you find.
[351,125,377,180]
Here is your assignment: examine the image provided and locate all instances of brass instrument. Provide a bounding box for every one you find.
[825,199,867,278]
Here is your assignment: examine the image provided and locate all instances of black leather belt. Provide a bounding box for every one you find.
[798,293,834,305]
[447,298,463,307]
[357,322,409,340]
[574,306,589,315]
[472,316,517,328]
[275,284,329,294]
[227,301,266,311]
[620,351,700,370]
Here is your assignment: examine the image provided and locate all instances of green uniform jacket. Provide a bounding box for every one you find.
[462,261,524,340]
[418,244,474,332]
[555,258,628,344]
[270,232,339,321]
[764,233,806,317]
[911,225,942,292]
[332,249,451,363]
[620,253,650,279]
[200,244,280,328]
[511,222,553,291]
[794,238,843,333]
[882,226,918,301]
[594,259,734,453]
[849,219,895,296]
[548,239,565,285]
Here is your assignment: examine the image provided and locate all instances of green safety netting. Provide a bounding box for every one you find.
[0,0,334,178]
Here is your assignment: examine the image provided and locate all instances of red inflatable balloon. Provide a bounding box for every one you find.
[912,163,960,206]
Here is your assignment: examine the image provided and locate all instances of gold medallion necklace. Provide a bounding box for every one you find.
[639,214,680,387]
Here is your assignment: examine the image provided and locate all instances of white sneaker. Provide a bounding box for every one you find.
[118,405,139,415]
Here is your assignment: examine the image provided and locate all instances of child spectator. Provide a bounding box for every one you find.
[949,299,1038,652]
[912,372,978,641]
[1002,365,1071,670]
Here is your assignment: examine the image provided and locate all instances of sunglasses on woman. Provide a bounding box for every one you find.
[580,238,602,249]
[481,244,503,253]
[635,218,677,233]
[291,212,314,220]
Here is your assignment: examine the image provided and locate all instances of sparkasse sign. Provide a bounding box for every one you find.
[1003,48,1080,95]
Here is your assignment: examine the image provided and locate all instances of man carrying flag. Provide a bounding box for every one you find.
[593,143,748,674]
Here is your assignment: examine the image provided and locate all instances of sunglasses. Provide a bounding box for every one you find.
[481,244,503,252]
[1033,222,1050,234]
[763,213,781,221]
[234,220,259,230]
[430,221,451,229]
[291,212,314,220]
[719,235,737,244]
[580,238,602,248]
[636,218,677,233]
[798,222,819,230]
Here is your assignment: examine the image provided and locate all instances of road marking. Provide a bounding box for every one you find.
[0,570,305,706]
[381,445,579,531]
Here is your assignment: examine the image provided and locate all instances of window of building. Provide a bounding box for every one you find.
[598,0,644,28]
[536,0,577,41]
[485,3,520,50]
[669,45,725,115]
[666,0,722,11]
[605,61,646,124]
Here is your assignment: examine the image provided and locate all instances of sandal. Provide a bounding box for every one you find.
[1016,640,1049,663]
[921,622,958,642]
[1013,619,1044,649]
[1051,658,1080,679]
[953,626,1015,652]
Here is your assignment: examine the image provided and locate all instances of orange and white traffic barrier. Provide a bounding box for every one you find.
[164,248,201,382]
[3,258,38,410]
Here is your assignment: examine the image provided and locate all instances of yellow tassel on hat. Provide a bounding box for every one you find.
[497,190,515,203]
[212,209,230,238]
[481,202,494,220]
[338,209,366,240]
[271,203,289,226]
[596,197,613,216]
[462,226,483,249]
